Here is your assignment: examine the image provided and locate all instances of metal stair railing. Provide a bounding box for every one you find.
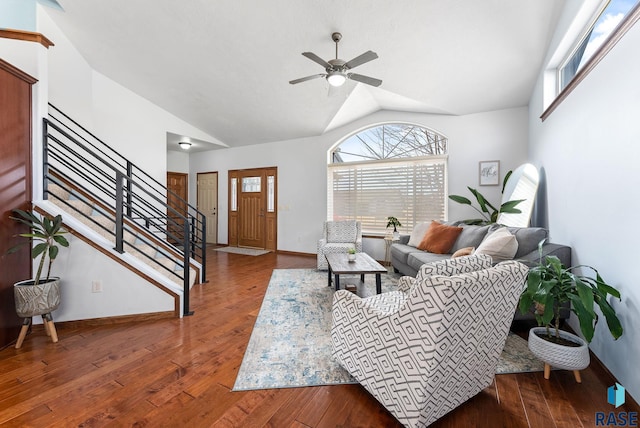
[43,104,207,316]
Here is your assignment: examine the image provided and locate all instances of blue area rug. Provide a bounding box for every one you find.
[233,269,544,391]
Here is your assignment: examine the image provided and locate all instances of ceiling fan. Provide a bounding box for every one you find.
[289,32,382,88]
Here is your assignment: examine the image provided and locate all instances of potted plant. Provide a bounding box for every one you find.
[386,216,402,239]
[8,209,69,348]
[347,247,357,262]
[519,240,623,382]
[449,170,524,225]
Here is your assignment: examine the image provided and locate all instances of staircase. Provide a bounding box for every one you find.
[37,104,207,317]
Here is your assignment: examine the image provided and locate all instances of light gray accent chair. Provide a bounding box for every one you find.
[331,255,529,428]
[316,220,363,270]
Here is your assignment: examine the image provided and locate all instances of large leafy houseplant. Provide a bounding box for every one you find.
[9,209,69,285]
[449,170,525,225]
[519,241,623,344]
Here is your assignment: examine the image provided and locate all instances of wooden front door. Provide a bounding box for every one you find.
[228,167,277,250]
[197,172,218,244]
[0,59,35,349]
[166,172,188,245]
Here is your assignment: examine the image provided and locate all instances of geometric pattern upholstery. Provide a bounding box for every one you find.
[396,254,493,292]
[317,220,362,270]
[331,260,529,427]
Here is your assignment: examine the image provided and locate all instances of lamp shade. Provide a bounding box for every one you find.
[327,71,347,87]
[179,142,192,150]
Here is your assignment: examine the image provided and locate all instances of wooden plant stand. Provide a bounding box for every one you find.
[15,313,59,349]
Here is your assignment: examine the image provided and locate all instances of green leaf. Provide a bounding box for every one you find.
[49,245,59,260]
[502,170,513,194]
[32,242,48,259]
[469,188,494,213]
[500,199,525,213]
[575,278,595,318]
[449,195,471,205]
[53,235,70,247]
[598,298,624,340]
[519,293,534,315]
[568,294,596,342]
[540,294,555,326]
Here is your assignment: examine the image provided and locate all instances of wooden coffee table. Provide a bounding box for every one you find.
[325,252,387,294]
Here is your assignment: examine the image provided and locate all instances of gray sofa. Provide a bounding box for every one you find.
[390,222,572,321]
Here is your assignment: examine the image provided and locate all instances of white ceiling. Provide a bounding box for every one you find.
[48,0,565,148]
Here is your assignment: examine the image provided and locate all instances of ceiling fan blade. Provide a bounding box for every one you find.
[302,52,332,69]
[344,50,378,69]
[289,74,326,85]
[348,73,382,87]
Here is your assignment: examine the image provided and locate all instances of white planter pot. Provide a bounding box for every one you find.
[528,327,590,371]
[347,253,356,262]
[14,278,61,318]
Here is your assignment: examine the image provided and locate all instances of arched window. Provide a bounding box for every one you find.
[328,123,448,234]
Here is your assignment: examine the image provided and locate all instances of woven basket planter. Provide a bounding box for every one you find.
[14,278,61,318]
[528,327,590,371]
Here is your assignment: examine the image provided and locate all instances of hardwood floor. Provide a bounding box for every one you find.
[0,248,637,427]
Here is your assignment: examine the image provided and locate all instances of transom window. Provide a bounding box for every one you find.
[328,123,448,235]
[559,0,638,93]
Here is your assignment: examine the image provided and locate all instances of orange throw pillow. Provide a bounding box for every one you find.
[418,221,463,254]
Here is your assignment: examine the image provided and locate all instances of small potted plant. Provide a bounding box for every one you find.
[8,209,69,347]
[386,216,402,239]
[347,247,357,262]
[519,240,623,382]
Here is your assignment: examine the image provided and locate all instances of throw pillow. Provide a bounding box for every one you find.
[474,227,518,262]
[417,221,463,254]
[451,246,474,258]
[407,222,431,247]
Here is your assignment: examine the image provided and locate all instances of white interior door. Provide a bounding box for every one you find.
[198,172,218,244]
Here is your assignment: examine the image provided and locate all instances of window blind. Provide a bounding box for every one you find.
[328,156,448,234]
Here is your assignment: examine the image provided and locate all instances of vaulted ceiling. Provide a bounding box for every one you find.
[49,0,565,148]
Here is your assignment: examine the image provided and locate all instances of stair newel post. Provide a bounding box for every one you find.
[200,212,207,283]
[114,171,125,254]
[42,118,50,200]
[126,161,133,218]
[183,218,194,316]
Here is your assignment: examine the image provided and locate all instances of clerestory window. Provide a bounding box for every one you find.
[328,123,448,235]
[559,0,639,93]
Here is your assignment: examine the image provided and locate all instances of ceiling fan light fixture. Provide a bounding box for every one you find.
[327,71,347,87]
[179,141,192,150]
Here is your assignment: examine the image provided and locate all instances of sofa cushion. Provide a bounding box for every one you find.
[489,224,548,258]
[407,251,450,272]
[417,221,463,254]
[407,222,431,247]
[390,243,419,266]
[449,224,491,253]
[327,220,358,243]
[475,227,518,262]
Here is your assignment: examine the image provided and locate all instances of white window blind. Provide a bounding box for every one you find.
[328,156,447,234]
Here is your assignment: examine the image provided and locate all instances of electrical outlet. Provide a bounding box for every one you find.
[91,280,103,293]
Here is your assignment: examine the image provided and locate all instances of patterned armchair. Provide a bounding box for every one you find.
[331,256,528,428]
[317,220,362,270]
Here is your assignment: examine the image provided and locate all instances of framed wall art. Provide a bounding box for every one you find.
[479,160,500,186]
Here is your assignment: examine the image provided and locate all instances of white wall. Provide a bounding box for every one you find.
[189,107,529,260]
[528,5,640,401]
[167,150,190,174]
[48,235,174,321]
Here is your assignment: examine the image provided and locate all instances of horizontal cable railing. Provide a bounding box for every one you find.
[43,104,206,316]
